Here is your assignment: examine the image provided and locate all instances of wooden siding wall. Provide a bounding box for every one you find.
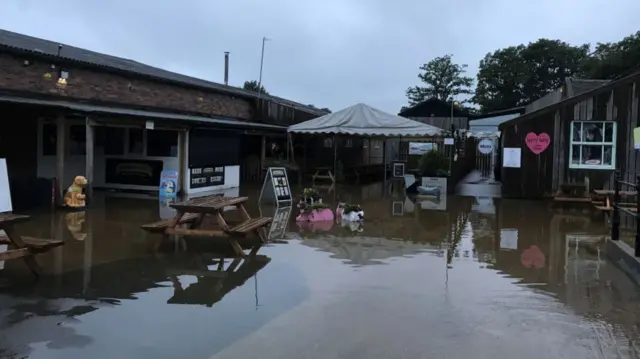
[501,78,640,198]
[501,111,556,198]
[408,117,468,130]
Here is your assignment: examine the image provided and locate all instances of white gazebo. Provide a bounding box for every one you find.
[287,103,444,183]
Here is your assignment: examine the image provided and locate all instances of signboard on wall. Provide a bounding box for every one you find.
[190,166,225,189]
[477,139,494,155]
[503,148,521,168]
[392,162,405,178]
[105,158,163,186]
[259,167,292,204]
[159,170,179,197]
[0,159,12,213]
[408,142,434,155]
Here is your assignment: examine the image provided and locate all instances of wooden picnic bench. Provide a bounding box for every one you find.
[592,189,638,213]
[312,166,335,183]
[141,195,272,257]
[0,213,64,277]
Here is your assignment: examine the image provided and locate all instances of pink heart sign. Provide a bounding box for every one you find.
[525,132,550,154]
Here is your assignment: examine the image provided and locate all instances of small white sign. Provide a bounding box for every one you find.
[408,142,434,155]
[0,159,12,213]
[145,120,155,130]
[503,148,521,168]
[477,139,494,155]
[500,229,518,250]
[444,138,454,145]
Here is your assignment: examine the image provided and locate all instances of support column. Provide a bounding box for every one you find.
[82,211,93,294]
[56,115,66,206]
[178,131,188,195]
[260,135,266,177]
[85,117,94,201]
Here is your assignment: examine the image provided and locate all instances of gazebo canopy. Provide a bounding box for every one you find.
[287,103,444,137]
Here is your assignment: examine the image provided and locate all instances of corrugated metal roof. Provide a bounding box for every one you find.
[567,78,611,96]
[0,95,287,130]
[468,113,519,126]
[0,29,327,117]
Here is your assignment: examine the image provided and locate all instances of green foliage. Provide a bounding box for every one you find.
[472,39,589,113]
[405,54,474,106]
[341,204,363,214]
[243,80,269,95]
[581,31,640,79]
[302,188,320,200]
[300,202,329,214]
[418,150,450,177]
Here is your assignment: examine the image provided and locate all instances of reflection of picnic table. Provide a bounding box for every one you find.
[166,254,271,307]
[0,213,64,276]
[141,195,272,257]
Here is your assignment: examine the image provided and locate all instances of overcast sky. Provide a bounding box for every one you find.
[1,0,639,113]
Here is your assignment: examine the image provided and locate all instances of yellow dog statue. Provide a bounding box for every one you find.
[64,176,88,208]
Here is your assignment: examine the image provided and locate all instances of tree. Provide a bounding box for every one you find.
[473,39,589,113]
[307,104,331,113]
[581,31,640,79]
[243,80,268,95]
[405,54,474,106]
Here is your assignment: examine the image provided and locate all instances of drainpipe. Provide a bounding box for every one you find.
[224,52,229,85]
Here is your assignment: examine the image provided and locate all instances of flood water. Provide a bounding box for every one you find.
[2,181,640,358]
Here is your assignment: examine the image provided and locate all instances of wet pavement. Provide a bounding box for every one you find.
[1,182,640,358]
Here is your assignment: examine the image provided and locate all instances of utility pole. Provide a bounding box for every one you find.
[257,36,270,100]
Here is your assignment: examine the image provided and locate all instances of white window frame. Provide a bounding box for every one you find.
[569,120,616,170]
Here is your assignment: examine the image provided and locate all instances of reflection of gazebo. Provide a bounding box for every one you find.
[287,103,443,182]
[301,235,440,266]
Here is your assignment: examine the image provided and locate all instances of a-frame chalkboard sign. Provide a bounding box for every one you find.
[259,167,293,204]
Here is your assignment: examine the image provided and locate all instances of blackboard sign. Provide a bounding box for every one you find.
[190,166,225,189]
[392,162,405,178]
[105,158,163,186]
[259,167,292,204]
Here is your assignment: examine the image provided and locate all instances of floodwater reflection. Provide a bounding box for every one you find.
[1,184,640,358]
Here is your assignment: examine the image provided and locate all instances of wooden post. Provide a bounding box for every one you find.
[85,117,94,202]
[56,115,66,206]
[636,175,640,256]
[260,135,266,177]
[612,170,620,241]
[82,211,93,294]
[178,131,188,195]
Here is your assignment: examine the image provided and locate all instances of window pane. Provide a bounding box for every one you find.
[602,145,613,165]
[42,123,57,156]
[104,127,125,155]
[69,125,86,155]
[604,122,614,142]
[128,129,144,155]
[571,145,581,165]
[147,130,178,157]
[583,123,603,143]
[581,145,604,165]
[572,122,582,142]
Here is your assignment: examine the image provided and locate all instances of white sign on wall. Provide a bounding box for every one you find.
[503,148,522,168]
[477,139,494,155]
[0,159,12,213]
[500,229,518,250]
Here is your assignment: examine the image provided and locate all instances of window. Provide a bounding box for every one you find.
[569,121,616,170]
[42,123,57,156]
[147,129,178,157]
[69,125,86,155]
[128,128,144,155]
[100,127,125,155]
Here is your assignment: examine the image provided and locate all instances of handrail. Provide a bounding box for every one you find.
[611,170,640,257]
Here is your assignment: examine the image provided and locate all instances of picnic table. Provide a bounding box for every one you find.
[312,166,335,183]
[141,195,272,257]
[0,213,64,277]
[592,189,637,212]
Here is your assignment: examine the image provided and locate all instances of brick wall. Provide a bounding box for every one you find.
[0,52,253,119]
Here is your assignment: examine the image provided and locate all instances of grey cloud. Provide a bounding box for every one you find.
[1,0,639,113]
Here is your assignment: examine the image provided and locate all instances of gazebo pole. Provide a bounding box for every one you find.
[333,135,337,185]
[383,138,387,192]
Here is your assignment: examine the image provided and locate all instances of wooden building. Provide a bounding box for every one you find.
[498,74,640,198]
[398,98,469,131]
[0,29,326,208]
